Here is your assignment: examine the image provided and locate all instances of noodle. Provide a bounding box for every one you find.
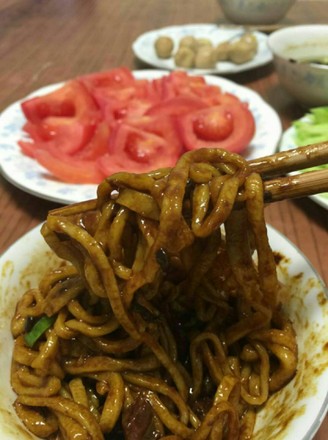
[11,148,298,439]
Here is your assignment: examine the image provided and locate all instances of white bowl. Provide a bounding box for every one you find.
[218,0,296,25]
[268,25,328,108]
[0,225,328,439]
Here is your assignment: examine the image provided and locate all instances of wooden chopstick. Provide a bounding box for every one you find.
[245,140,328,203]
[248,141,328,177]
[263,169,328,203]
[49,141,328,215]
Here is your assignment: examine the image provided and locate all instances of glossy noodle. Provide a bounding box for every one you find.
[11,148,298,439]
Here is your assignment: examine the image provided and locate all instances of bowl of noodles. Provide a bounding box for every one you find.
[0,148,327,440]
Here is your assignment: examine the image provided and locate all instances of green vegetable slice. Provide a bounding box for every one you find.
[292,107,328,197]
[24,315,56,348]
[293,106,328,146]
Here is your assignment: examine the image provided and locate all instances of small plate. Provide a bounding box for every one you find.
[132,24,273,74]
[0,224,327,439]
[0,70,281,205]
[279,123,328,210]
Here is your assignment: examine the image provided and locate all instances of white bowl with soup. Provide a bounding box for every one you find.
[268,25,328,108]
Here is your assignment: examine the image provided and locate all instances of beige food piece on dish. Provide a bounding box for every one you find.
[179,35,197,51]
[154,36,174,58]
[194,46,216,68]
[174,46,196,68]
[214,41,231,61]
[228,40,256,64]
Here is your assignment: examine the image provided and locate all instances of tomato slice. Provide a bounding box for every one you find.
[22,121,48,142]
[193,110,234,141]
[146,96,208,118]
[91,81,156,123]
[79,68,149,123]
[177,103,255,153]
[99,123,180,175]
[21,80,100,154]
[18,67,258,185]
[75,121,111,160]
[96,93,154,123]
[124,115,183,153]
[78,67,135,92]
[18,140,36,158]
[22,80,99,124]
[35,147,104,184]
[216,92,242,106]
[168,71,215,100]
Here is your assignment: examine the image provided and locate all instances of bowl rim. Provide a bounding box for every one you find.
[268,24,328,48]
[268,24,328,65]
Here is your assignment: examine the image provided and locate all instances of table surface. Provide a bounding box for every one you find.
[0,0,327,438]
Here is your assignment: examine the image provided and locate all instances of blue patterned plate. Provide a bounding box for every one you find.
[0,70,281,205]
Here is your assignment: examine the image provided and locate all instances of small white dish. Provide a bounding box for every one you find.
[0,224,327,439]
[132,24,273,75]
[279,122,328,210]
[0,70,281,205]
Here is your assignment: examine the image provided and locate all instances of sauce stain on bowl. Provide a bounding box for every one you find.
[254,259,328,439]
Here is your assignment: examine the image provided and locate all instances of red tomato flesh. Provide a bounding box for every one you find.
[35,148,104,184]
[192,109,234,141]
[21,80,100,154]
[177,103,255,153]
[19,68,256,184]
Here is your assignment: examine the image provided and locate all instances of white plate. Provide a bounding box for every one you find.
[0,69,281,205]
[279,123,328,210]
[0,224,327,439]
[132,24,273,75]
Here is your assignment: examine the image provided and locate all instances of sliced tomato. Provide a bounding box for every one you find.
[169,71,220,101]
[18,67,257,185]
[149,75,176,101]
[123,115,183,153]
[21,80,100,154]
[168,71,206,92]
[177,103,255,153]
[215,92,242,106]
[22,121,48,142]
[75,121,111,160]
[78,67,135,93]
[18,140,36,158]
[92,83,156,123]
[93,90,133,122]
[35,147,104,184]
[98,148,175,177]
[142,78,164,103]
[125,99,155,119]
[97,95,154,123]
[21,80,99,124]
[101,123,179,174]
[146,96,208,118]
[193,110,234,141]
[79,69,154,119]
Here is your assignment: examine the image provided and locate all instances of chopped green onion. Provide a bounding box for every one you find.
[24,315,56,348]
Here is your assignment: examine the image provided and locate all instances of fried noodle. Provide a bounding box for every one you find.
[11,148,298,440]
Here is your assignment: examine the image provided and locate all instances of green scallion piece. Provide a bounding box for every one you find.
[24,315,56,348]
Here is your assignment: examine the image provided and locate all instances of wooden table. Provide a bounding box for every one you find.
[0,0,327,438]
